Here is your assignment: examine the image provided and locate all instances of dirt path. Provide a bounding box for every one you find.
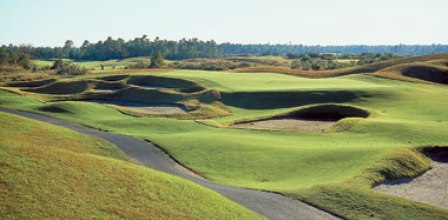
[375,161,448,209]
[0,107,339,220]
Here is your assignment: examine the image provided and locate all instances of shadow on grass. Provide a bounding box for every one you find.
[221,90,364,109]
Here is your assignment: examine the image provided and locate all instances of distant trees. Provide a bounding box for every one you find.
[6,36,223,62]
[0,47,31,70]
[149,51,164,68]
[1,35,448,66]
[220,43,448,56]
[51,58,88,75]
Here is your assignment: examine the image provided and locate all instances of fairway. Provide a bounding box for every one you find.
[2,56,448,219]
[3,1,448,219]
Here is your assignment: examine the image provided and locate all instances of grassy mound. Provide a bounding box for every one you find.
[0,112,260,219]
[6,74,227,118]
[233,54,448,78]
[221,90,362,109]
[98,87,185,104]
[23,80,89,94]
[401,65,448,84]
[375,62,448,84]
[293,147,448,219]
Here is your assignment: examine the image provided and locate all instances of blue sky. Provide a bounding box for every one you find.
[1,0,447,46]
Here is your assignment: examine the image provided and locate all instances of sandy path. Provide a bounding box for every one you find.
[0,107,339,220]
[375,161,448,209]
[233,119,336,132]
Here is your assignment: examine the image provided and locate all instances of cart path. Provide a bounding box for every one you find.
[0,107,339,220]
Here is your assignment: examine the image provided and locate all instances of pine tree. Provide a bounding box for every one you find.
[149,51,164,68]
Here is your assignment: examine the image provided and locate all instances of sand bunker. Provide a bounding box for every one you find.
[84,100,187,115]
[375,147,448,209]
[233,105,368,132]
[233,119,336,132]
[93,89,120,93]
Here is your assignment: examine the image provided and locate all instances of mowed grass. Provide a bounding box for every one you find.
[2,72,448,191]
[1,66,448,218]
[0,112,260,219]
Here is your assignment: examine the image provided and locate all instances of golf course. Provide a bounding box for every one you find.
[1,53,448,219]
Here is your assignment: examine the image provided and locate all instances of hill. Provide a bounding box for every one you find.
[233,54,448,78]
[0,111,259,219]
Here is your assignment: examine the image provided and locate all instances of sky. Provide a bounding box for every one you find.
[1,0,447,47]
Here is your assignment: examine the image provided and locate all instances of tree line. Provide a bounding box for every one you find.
[2,36,221,61]
[0,47,31,70]
[219,43,448,56]
[2,36,448,62]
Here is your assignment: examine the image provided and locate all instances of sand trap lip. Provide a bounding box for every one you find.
[233,118,337,132]
[83,99,188,115]
[375,148,448,209]
[233,105,369,132]
[137,85,171,90]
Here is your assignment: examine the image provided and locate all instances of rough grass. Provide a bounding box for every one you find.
[375,61,448,85]
[0,71,50,83]
[0,112,261,219]
[233,54,448,78]
[292,147,448,219]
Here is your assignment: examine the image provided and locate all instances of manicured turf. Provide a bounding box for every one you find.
[0,111,260,219]
[1,62,448,218]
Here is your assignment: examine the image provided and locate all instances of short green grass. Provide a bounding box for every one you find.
[1,66,448,219]
[0,111,260,219]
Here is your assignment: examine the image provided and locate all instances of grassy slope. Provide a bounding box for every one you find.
[1,68,448,218]
[373,60,448,85]
[292,146,448,220]
[0,112,260,219]
[233,54,448,78]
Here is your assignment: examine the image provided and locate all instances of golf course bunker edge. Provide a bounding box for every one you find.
[375,146,448,209]
[84,100,188,115]
[233,104,369,132]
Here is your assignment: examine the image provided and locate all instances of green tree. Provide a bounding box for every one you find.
[63,40,74,58]
[17,53,31,69]
[149,51,164,68]
[8,52,19,65]
[0,48,8,66]
[51,58,65,70]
